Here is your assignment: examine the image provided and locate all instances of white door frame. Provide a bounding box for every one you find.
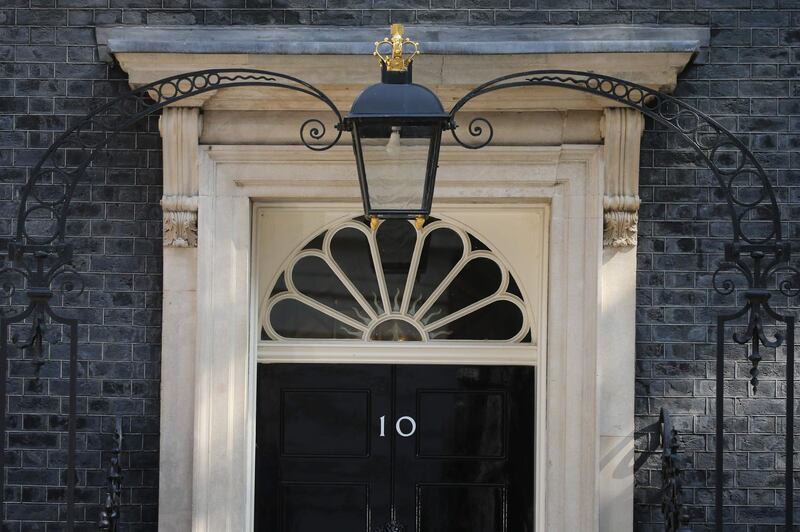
[188,143,621,531]
[252,203,548,531]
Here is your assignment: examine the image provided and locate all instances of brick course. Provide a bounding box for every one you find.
[0,1,798,530]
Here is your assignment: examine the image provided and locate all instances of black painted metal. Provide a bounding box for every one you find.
[98,417,123,531]
[342,64,451,219]
[0,252,81,529]
[0,66,794,529]
[659,409,690,532]
[713,253,796,529]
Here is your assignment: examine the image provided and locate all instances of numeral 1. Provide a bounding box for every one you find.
[379,415,386,437]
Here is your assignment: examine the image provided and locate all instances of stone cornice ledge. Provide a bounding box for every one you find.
[98,24,708,112]
[97,24,709,59]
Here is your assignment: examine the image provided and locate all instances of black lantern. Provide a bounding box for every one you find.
[342,25,452,225]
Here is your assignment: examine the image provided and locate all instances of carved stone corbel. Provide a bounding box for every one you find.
[602,108,644,248]
[159,107,201,247]
[603,195,641,248]
[161,195,198,247]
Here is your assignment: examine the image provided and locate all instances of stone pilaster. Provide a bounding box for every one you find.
[158,106,201,532]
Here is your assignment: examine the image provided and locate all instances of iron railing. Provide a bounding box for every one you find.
[98,417,123,531]
[659,409,691,532]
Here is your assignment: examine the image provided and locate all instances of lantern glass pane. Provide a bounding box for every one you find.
[358,123,435,212]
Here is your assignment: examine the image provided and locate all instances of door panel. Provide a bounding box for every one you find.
[281,390,371,457]
[256,364,392,532]
[416,390,506,458]
[280,483,369,531]
[394,365,535,532]
[255,364,534,532]
[417,484,506,532]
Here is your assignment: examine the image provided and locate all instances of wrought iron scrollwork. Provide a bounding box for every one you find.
[1,68,343,530]
[659,409,691,532]
[0,249,83,528]
[99,417,123,531]
[713,243,796,529]
[448,70,796,530]
[714,244,795,392]
[14,68,343,260]
[448,70,781,248]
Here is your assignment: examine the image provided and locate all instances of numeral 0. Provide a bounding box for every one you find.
[379,415,417,438]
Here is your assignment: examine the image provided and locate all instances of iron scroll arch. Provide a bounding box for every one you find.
[446,69,797,530]
[0,67,795,530]
[12,68,344,259]
[1,68,345,530]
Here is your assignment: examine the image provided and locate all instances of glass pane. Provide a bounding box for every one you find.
[293,255,370,324]
[359,125,433,212]
[429,300,525,341]
[376,219,416,312]
[409,227,464,314]
[330,225,382,315]
[421,257,502,325]
[269,299,362,340]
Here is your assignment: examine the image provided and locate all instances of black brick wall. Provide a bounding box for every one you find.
[1,1,798,530]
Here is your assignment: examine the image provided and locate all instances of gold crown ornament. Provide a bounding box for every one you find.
[374,24,420,72]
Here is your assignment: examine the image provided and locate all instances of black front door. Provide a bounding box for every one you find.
[255,364,535,532]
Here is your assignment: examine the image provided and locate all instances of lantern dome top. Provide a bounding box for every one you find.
[344,25,449,125]
[345,80,449,121]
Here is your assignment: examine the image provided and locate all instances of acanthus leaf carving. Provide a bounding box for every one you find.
[161,195,198,248]
[602,108,644,248]
[603,194,640,248]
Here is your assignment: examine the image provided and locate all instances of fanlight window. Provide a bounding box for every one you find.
[262,217,532,343]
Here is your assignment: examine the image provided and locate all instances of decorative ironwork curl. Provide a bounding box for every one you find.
[300,118,340,151]
[49,266,86,299]
[450,117,494,149]
[713,245,796,392]
[0,266,30,299]
[712,261,752,296]
[448,70,781,247]
[775,267,800,298]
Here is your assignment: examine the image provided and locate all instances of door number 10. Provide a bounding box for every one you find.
[379,415,417,438]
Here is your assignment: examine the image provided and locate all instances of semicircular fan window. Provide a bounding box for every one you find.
[262,217,533,343]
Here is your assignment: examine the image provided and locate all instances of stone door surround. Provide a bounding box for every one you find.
[99,24,708,532]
